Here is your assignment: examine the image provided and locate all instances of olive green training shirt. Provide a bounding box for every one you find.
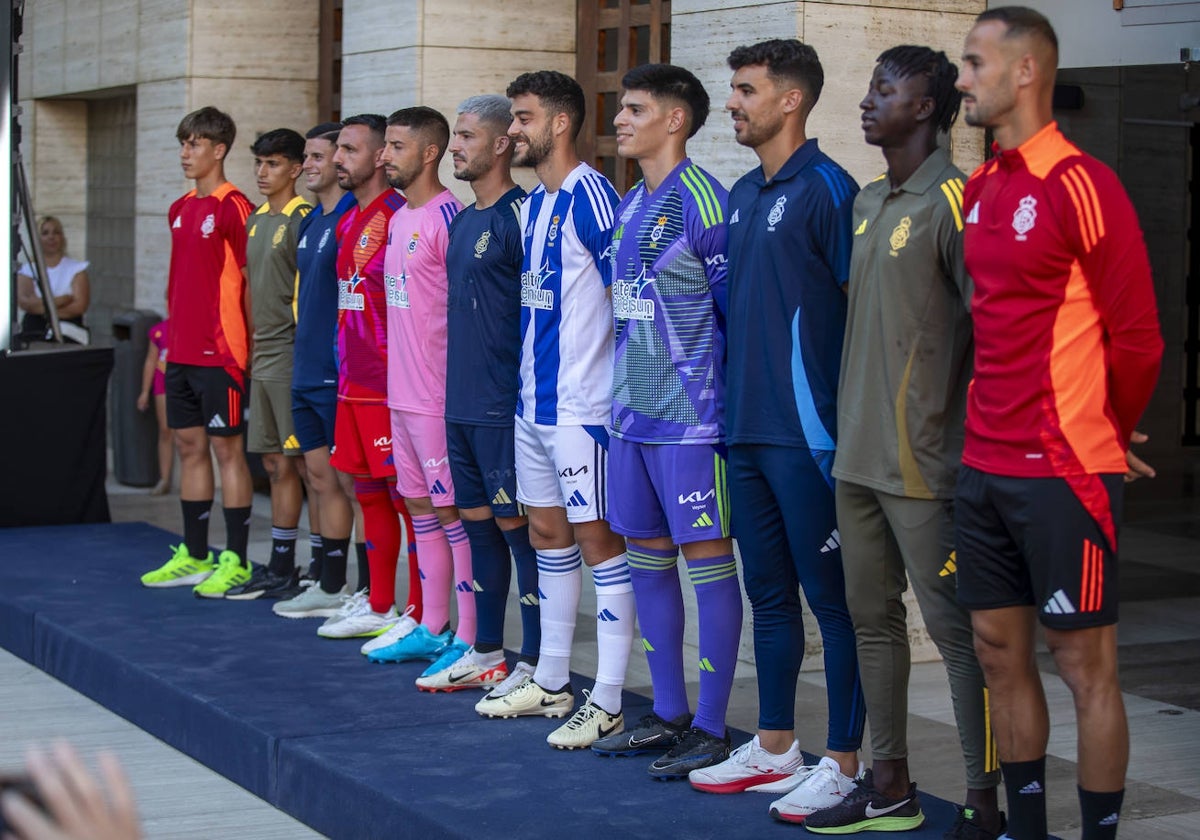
[246,195,312,382]
[833,147,973,500]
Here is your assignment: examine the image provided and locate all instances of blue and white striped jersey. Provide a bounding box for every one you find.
[517,162,620,426]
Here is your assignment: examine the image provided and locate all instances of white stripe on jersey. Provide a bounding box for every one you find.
[518,163,618,427]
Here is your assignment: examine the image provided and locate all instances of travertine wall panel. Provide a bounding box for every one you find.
[99,0,140,89]
[340,48,421,116]
[190,1,319,82]
[136,0,190,83]
[27,100,89,261]
[341,0,421,55]
[423,0,575,50]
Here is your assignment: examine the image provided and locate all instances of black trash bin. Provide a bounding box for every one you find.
[111,309,163,487]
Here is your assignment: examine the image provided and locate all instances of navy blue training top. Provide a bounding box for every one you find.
[445,185,527,426]
[725,139,858,450]
[293,191,357,390]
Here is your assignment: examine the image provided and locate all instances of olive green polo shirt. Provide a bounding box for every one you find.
[833,147,973,500]
[246,195,311,382]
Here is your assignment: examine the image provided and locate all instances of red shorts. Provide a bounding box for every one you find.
[330,400,395,479]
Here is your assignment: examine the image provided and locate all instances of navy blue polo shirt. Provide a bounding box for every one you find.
[725,139,858,449]
[293,191,356,390]
[445,185,527,426]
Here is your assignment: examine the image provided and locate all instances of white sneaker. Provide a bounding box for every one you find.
[474,676,573,719]
[415,647,509,693]
[546,690,624,750]
[317,591,398,639]
[272,584,346,618]
[481,660,535,700]
[688,735,804,794]
[359,605,418,655]
[768,756,862,822]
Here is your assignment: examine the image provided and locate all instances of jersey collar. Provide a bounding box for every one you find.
[992,120,1061,173]
[890,146,952,196]
[749,138,821,187]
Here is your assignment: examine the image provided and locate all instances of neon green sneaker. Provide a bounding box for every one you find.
[193,550,251,599]
[141,545,214,588]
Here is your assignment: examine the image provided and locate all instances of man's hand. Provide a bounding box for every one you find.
[0,742,140,840]
[136,392,150,412]
[1125,430,1155,483]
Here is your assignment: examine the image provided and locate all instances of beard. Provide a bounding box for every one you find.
[513,126,554,168]
[453,154,490,182]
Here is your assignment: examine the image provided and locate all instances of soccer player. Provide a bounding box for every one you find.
[803,47,1003,836]
[586,64,742,781]
[361,107,473,673]
[226,128,313,600]
[414,94,541,694]
[273,122,361,620]
[317,114,417,641]
[687,40,867,815]
[141,106,256,597]
[954,9,1161,840]
[474,71,635,752]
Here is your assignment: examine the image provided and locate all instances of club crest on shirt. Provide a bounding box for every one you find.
[201,213,216,238]
[889,216,912,256]
[1012,195,1037,240]
[407,232,419,254]
[358,232,370,248]
[650,215,668,243]
[318,228,332,252]
[473,229,491,259]
[766,196,787,231]
[272,224,286,247]
[548,214,561,243]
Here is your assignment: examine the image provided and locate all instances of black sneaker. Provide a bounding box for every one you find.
[226,566,299,601]
[802,772,924,834]
[591,712,690,757]
[944,805,1006,840]
[647,726,732,780]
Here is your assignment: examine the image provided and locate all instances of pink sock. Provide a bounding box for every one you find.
[444,518,475,644]
[413,513,451,633]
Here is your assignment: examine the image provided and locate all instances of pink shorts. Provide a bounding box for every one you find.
[390,408,455,505]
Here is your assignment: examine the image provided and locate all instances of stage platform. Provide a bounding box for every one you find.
[0,522,972,838]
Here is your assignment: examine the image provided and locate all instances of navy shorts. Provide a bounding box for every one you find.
[954,465,1123,629]
[290,385,337,453]
[446,420,522,518]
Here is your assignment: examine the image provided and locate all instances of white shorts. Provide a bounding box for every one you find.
[514,416,608,524]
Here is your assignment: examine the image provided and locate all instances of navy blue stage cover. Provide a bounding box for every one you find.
[0,522,971,838]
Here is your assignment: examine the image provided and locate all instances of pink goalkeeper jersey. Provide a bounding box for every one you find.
[385,189,462,415]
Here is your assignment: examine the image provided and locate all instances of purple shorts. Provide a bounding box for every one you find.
[607,437,730,545]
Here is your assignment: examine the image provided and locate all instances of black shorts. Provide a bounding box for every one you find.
[165,362,246,436]
[954,465,1123,629]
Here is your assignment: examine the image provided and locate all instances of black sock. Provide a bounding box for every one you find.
[268,526,297,575]
[180,499,212,560]
[355,541,370,594]
[1001,757,1048,840]
[223,506,252,566]
[475,641,502,654]
[307,534,324,580]
[321,536,350,594]
[1079,787,1123,840]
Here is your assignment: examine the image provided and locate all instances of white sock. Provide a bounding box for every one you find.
[590,553,633,714]
[532,545,582,692]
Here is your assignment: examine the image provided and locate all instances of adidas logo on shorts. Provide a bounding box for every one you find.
[1043,590,1076,615]
[208,414,226,429]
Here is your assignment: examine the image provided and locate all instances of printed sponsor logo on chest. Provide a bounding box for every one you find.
[1012,195,1037,240]
[521,262,555,310]
[385,271,410,309]
[613,265,655,321]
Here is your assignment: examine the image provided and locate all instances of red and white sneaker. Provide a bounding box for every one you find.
[415,646,509,693]
[688,735,804,794]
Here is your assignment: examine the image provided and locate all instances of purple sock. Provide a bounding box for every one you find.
[686,553,742,737]
[627,544,688,722]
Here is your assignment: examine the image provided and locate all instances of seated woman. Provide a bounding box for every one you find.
[17,216,90,340]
